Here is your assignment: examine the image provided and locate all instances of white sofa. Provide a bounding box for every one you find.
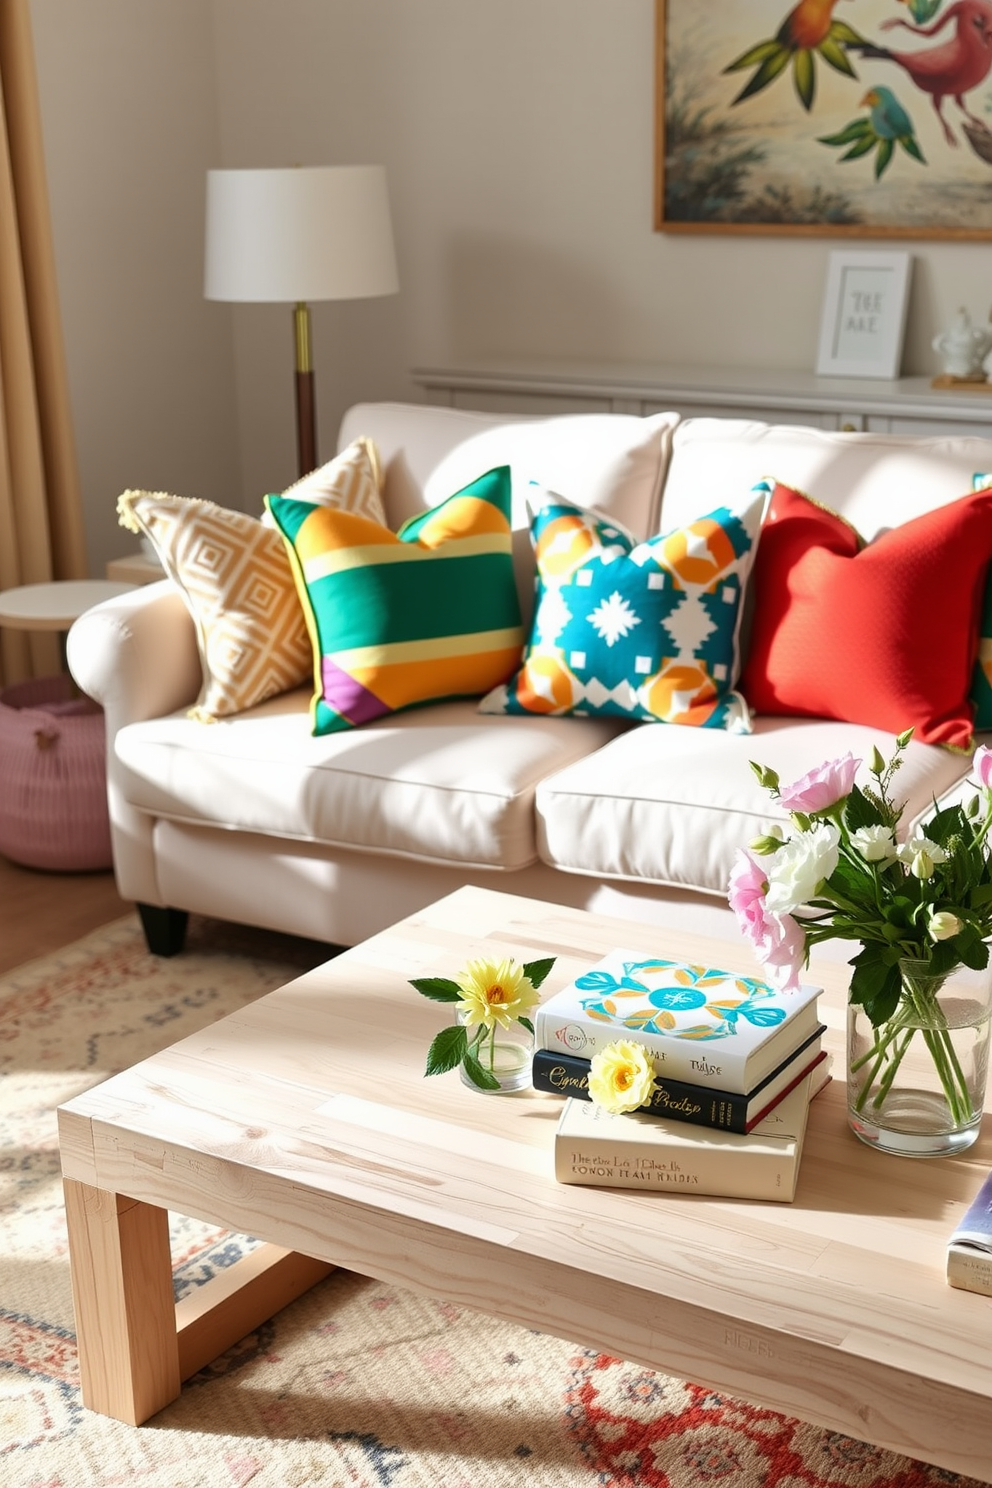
[68,401,992,956]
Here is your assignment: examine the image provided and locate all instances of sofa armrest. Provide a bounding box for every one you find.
[67,579,201,731]
[66,581,202,909]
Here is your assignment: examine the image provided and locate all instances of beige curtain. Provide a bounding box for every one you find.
[0,0,84,686]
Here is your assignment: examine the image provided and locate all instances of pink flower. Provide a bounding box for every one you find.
[729,849,771,939]
[728,849,806,992]
[974,745,992,790]
[759,910,806,994]
[778,753,861,814]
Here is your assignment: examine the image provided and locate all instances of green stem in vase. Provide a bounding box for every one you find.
[852,967,976,1124]
[903,971,975,1123]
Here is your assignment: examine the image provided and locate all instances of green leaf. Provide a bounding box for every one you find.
[952,923,989,971]
[874,138,895,179]
[817,35,857,77]
[518,1015,535,1035]
[829,20,868,45]
[409,976,463,1003]
[840,136,878,162]
[924,805,966,846]
[899,134,926,164]
[731,48,791,105]
[792,49,816,110]
[462,1050,501,1091]
[522,957,556,990]
[819,120,874,149]
[424,1026,467,1076]
[883,896,915,930]
[849,944,902,1025]
[723,39,785,73]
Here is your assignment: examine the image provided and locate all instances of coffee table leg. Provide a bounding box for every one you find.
[63,1177,180,1424]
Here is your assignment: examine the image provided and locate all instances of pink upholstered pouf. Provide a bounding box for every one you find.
[0,675,112,871]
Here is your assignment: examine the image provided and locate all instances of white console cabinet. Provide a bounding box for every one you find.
[411,361,992,439]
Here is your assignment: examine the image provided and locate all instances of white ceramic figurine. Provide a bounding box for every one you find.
[933,307,992,380]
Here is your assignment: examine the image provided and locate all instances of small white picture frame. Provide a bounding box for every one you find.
[815,250,912,380]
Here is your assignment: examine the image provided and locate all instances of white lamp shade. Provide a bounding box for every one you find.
[204,165,399,303]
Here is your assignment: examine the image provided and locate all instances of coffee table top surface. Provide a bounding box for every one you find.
[59,887,992,1429]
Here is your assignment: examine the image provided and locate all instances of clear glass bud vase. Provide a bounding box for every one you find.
[847,958,992,1157]
[456,1010,534,1093]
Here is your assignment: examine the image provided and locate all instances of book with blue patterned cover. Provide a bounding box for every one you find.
[534,948,822,1094]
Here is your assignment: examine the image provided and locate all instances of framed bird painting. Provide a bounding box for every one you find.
[655,0,992,236]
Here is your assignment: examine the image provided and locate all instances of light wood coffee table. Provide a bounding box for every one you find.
[58,887,992,1476]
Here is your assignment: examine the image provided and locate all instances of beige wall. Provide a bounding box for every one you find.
[30,0,239,577]
[29,0,992,574]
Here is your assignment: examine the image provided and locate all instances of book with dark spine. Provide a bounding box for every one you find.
[533,1027,826,1134]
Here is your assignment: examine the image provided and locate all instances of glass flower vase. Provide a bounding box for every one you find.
[457,1011,534,1094]
[847,957,992,1157]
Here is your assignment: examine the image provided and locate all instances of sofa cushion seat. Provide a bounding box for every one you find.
[113,689,625,871]
[536,718,976,897]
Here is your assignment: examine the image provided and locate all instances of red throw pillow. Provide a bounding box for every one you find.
[739,482,992,748]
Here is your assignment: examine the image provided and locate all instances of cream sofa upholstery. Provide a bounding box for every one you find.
[68,402,992,955]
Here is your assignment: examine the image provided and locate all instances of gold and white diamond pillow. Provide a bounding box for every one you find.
[117,437,386,720]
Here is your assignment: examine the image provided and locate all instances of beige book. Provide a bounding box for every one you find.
[554,1065,829,1203]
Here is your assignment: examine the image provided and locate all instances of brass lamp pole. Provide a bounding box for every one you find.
[294,301,316,477]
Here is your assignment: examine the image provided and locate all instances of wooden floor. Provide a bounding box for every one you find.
[0,853,130,976]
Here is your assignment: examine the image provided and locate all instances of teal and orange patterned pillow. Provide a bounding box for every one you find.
[478,486,767,731]
[266,466,524,735]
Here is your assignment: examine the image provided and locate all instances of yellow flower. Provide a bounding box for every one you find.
[588,1039,658,1114]
[454,956,540,1031]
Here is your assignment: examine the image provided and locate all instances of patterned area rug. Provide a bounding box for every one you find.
[0,912,988,1488]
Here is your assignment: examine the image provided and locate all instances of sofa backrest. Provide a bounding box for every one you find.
[660,418,992,538]
[338,401,680,625]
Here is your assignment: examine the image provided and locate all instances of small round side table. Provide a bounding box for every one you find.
[0,579,136,872]
[0,579,136,632]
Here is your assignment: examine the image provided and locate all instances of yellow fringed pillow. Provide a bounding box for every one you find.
[117,437,386,720]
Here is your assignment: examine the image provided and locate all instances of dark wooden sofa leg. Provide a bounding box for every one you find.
[137,904,189,957]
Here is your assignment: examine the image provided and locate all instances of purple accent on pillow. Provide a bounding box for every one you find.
[321,656,390,725]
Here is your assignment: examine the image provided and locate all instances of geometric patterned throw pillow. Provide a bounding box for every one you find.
[117,437,385,721]
[478,486,767,732]
[266,465,524,736]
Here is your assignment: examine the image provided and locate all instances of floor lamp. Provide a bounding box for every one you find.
[204,165,399,479]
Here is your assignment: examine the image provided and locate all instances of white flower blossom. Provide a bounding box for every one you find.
[764,823,840,916]
[896,832,948,870]
[850,825,897,864]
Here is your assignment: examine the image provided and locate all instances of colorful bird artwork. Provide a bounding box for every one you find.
[723,0,867,110]
[849,0,992,144]
[818,85,927,175]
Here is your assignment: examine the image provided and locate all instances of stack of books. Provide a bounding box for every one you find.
[532,948,829,1201]
[946,1169,992,1296]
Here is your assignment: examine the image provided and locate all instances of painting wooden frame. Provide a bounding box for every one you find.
[654,0,992,239]
[815,250,911,376]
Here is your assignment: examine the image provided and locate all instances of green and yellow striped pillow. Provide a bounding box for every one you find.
[266,465,524,735]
